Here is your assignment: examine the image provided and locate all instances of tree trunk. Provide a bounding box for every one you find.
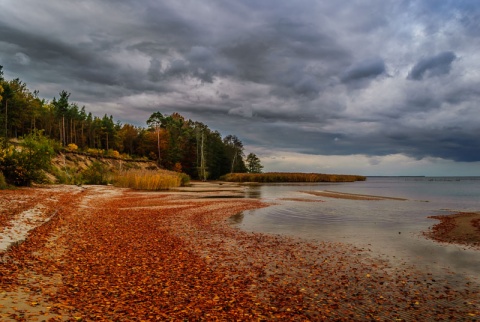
[200,131,206,181]
[62,116,66,146]
[231,152,237,173]
[157,128,161,163]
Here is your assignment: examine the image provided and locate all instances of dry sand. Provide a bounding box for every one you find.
[0,183,479,320]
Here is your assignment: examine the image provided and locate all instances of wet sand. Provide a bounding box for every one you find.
[303,190,407,201]
[425,212,480,249]
[303,189,480,250]
[0,184,479,320]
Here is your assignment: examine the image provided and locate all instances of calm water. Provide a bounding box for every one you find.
[232,177,480,280]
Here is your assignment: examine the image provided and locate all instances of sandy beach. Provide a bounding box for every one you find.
[1,183,479,320]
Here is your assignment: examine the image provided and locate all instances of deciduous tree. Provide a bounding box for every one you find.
[246,153,263,173]
[223,135,246,173]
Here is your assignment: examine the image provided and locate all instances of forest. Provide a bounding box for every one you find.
[0,66,263,181]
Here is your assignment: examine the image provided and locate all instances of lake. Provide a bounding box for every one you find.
[231,177,480,281]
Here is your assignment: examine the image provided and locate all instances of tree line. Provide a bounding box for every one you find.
[0,66,263,180]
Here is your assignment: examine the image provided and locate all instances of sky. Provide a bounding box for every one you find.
[1,0,479,176]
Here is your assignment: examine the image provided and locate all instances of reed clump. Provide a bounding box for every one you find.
[221,172,366,183]
[113,169,190,190]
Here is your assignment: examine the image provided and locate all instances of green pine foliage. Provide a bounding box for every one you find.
[0,68,255,182]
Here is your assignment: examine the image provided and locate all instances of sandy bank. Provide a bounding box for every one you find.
[0,184,479,320]
[425,212,480,249]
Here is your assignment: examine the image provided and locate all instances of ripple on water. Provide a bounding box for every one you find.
[231,180,480,282]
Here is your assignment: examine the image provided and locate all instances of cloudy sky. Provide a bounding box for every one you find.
[1,0,479,176]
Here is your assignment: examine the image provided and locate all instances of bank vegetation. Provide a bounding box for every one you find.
[221,172,366,183]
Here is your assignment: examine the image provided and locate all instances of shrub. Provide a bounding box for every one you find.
[0,172,8,189]
[107,150,120,158]
[0,131,55,186]
[82,161,111,185]
[86,148,104,156]
[120,153,132,160]
[178,172,190,186]
[67,143,78,151]
[52,166,83,185]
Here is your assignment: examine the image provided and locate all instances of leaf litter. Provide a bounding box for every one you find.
[0,185,479,321]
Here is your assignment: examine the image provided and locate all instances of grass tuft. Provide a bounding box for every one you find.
[113,169,189,190]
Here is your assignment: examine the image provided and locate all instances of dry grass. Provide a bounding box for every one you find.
[222,172,366,183]
[113,169,187,190]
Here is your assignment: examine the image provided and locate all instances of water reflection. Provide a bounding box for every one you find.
[244,185,262,199]
[233,180,480,281]
[228,212,244,224]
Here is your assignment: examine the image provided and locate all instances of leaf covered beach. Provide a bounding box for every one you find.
[1,183,479,320]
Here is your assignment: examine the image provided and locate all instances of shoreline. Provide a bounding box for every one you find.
[425,212,480,249]
[0,184,479,320]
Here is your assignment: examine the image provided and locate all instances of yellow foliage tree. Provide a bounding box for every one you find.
[67,143,78,151]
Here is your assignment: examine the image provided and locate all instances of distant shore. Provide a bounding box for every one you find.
[0,183,479,320]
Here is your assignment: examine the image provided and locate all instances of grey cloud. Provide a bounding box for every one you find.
[270,65,322,99]
[14,52,31,65]
[221,35,275,83]
[187,46,213,62]
[273,19,350,61]
[186,47,236,83]
[147,58,162,82]
[1,0,480,170]
[220,17,350,92]
[0,19,117,73]
[341,58,386,83]
[407,51,457,80]
[413,0,480,38]
[291,75,321,97]
[228,106,253,118]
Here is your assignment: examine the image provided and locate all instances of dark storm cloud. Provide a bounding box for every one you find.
[0,23,91,65]
[407,51,457,80]
[0,21,129,92]
[341,58,386,83]
[147,58,162,82]
[1,0,480,170]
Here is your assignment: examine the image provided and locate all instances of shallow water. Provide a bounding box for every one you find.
[232,177,480,280]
